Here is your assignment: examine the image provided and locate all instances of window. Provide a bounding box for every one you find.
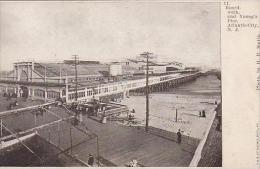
[34,89,45,98]
[69,93,79,100]
[62,90,66,96]
[78,91,85,98]
[104,88,108,93]
[47,91,59,99]
[94,89,98,95]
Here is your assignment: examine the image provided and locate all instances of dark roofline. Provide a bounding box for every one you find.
[64,60,100,65]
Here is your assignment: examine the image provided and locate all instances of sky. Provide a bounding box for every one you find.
[0,1,220,71]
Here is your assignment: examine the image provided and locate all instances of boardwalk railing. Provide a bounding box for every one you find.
[189,110,217,167]
[105,107,129,116]
[147,126,200,148]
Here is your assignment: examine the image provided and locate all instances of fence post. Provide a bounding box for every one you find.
[48,129,51,142]
[97,136,100,166]
[58,122,61,147]
[70,126,73,154]
[0,118,2,138]
[34,113,37,127]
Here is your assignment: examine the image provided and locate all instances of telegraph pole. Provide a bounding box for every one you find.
[140,52,153,132]
[72,55,79,101]
[175,109,178,122]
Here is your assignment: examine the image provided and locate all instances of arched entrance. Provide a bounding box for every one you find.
[20,86,29,98]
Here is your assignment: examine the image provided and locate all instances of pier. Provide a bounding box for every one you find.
[65,71,202,103]
[0,65,202,104]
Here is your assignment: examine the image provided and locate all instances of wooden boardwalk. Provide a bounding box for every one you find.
[75,117,196,167]
[0,95,197,167]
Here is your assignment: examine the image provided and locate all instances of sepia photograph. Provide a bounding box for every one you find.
[0,1,222,167]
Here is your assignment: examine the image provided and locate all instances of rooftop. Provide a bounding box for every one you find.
[33,61,143,78]
[34,62,108,77]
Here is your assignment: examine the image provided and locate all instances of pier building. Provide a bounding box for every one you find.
[0,60,201,103]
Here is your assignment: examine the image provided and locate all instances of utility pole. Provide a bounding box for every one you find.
[72,55,79,101]
[140,52,154,132]
[44,66,47,102]
[59,63,62,84]
[0,118,2,138]
[175,109,178,122]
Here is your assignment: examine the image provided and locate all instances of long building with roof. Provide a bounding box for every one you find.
[0,60,200,103]
[0,61,109,101]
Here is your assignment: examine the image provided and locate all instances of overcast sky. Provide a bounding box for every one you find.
[0,2,220,71]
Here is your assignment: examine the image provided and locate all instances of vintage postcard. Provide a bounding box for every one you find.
[0,0,259,168]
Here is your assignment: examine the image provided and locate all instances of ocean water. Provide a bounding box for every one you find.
[121,75,221,139]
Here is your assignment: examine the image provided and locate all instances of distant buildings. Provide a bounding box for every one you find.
[119,57,186,75]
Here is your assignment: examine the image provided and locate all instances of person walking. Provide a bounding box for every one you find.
[88,154,94,166]
[177,129,182,144]
[202,110,206,117]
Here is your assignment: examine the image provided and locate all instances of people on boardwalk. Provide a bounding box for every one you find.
[128,113,135,121]
[88,154,94,166]
[202,110,206,117]
[128,159,138,167]
[8,100,19,110]
[14,100,18,106]
[55,97,64,106]
[177,129,182,144]
[199,110,206,117]
[101,110,107,124]
[127,110,136,126]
